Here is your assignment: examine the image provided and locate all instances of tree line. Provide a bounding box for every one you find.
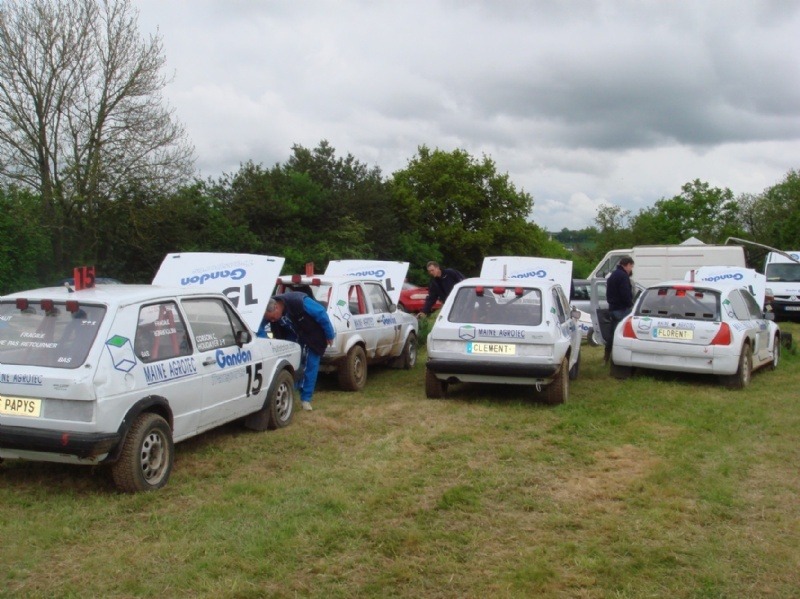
[1,0,798,294]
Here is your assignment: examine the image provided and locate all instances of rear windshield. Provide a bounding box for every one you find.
[0,300,106,368]
[448,287,542,326]
[636,287,720,321]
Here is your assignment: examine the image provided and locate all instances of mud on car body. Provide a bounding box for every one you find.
[0,284,301,492]
[274,260,419,391]
[425,257,582,405]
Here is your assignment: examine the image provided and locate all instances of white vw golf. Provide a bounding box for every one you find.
[0,275,301,492]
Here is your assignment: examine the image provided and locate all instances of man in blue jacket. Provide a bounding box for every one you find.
[258,292,335,411]
[604,256,635,363]
[418,261,465,318]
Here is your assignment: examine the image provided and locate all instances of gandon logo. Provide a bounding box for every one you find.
[181,268,246,286]
[346,269,386,278]
[509,269,547,279]
[701,272,744,282]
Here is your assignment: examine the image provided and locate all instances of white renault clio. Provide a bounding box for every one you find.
[610,275,780,387]
[0,279,301,493]
[425,257,582,404]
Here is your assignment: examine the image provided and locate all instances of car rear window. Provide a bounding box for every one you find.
[0,300,106,368]
[448,287,542,326]
[636,287,720,321]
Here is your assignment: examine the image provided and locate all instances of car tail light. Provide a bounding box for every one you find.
[621,317,635,338]
[16,298,29,311]
[710,322,732,345]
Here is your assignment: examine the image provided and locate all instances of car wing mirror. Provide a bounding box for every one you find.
[570,309,582,320]
[389,303,397,313]
[235,329,252,347]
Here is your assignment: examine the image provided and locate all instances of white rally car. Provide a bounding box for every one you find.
[0,257,301,493]
[425,257,582,404]
[610,275,780,388]
[274,260,419,391]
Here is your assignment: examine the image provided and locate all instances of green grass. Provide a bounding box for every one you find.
[2,324,800,598]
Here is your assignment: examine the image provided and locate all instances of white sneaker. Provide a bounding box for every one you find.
[301,401,313,411]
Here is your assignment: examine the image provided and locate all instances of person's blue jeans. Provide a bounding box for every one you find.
[299,348,322,403]
[606,308,632,359]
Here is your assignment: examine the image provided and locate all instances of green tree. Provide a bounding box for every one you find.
[0,185,51,293]
[629,180,742,245]
[741,169,800,249]
[0,0,193,276]
[390,146,545,276]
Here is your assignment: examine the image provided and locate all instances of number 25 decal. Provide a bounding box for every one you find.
[245,363,263,397]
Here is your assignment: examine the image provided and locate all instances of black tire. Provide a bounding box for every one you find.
[425,367,447,399]
[542,357,569,405]
[568,351,580,381]
[338,344,367,391]
[245,369,294,431]
[610,357,632,380]
[723,344,752,389]
[111,413,173,493]
[400,333,418,370]
[767,336,780,371]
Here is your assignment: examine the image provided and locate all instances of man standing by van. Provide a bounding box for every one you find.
[605,256,634,363]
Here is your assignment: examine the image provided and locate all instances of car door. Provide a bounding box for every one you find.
[181,297,263,432]
[553,286,581,370]
[364,282,403,358]
[133,301,201,441]
[735,288,771,364]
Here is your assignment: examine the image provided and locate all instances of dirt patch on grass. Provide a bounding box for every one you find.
[549,444,659,507]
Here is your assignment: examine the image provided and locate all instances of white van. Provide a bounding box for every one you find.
[763,251,800,320]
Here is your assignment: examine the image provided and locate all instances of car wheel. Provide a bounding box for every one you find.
[245,369,295,431]
[425,367,447,399]
[542,357,569,405]
[610,356,632,380]
[111,413,173,493]
[400,333,417,370]
[338,345,367,391]
[767,336,780,371]
[724,344,752,389]
[568,350,580,381]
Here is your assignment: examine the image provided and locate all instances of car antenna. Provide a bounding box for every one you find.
[64,281,75,293]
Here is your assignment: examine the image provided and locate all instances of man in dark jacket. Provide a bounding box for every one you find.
[257,292,335,411]
[418,261,465,318]
[604,256,635,362]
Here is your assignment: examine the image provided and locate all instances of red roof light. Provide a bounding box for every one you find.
[15,298,29,311]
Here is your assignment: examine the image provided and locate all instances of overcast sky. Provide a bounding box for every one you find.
[134,0,800,232]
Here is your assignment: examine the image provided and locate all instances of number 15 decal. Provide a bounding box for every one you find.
[245,363,263,397]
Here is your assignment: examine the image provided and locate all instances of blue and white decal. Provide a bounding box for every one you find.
[143,356,198,385]
[0,372,44,386]
[216,347,253,368]
[324,260,409,306]
[106,335,137,373]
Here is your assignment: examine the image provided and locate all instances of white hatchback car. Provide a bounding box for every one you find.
[425,257,582,404]
[0,284,301,492]
[610,279,780,387]
[274,260,419,391]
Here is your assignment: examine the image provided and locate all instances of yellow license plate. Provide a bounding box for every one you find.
[467,342,517,355]
[655,328,694,340]
[0,395,42,418]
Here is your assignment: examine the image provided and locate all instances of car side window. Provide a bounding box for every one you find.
[135,302,191,363]
[348,285,366,315]
[726,290,752,321]
[737,289,764,320]
[551,289,567,324]
[365,282,391,313]
[181,298,245,351]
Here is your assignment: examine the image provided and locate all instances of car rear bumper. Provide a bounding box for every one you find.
[612,339,739,375]
[427,357,559,378]
[0,424,120,463]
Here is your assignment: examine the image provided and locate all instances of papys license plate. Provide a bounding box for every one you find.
[467,342,516,355]
[655,328,693,340]
[0,395,42,418]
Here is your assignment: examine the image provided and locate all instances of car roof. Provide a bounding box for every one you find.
[3,284,228,308]
[455,277,564,290]
[644,280,752,293]
[279,274,383,285]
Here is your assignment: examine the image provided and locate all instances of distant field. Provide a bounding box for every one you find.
[2,324,799,598]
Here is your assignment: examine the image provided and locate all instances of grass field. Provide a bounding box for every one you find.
[2,325,800,598]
